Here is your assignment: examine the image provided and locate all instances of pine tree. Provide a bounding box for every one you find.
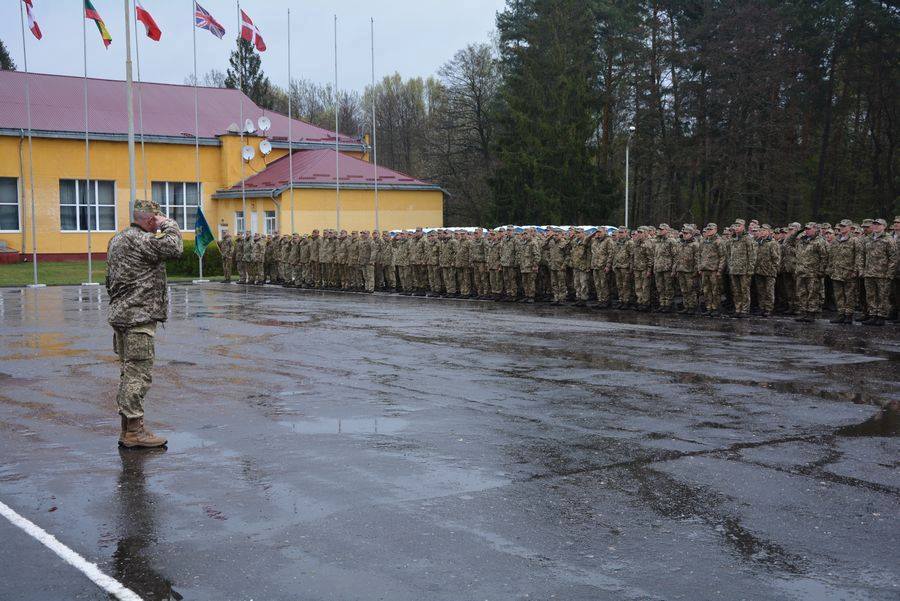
[224,38,274,109]
[0,39,16,71]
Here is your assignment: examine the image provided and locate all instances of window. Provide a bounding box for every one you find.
[235,211,245,234]
[264,211,276,234]
[59,180,116,231]
[0,178,19,231]
[151,181,200,231]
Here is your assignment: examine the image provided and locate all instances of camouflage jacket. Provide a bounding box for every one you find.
[826,235,861,281]
[499,237,517,267]
[632,239,653,272]
[242,237,254,261]
[698,237,726,272]
[517,238,542,270]
[674,239,700,273]
[264,237,275,262]
[754,238,781,277]
[251,238,266,262]
[612,239,633,270]
[358,238,375,265]
[546,238,569,271]
[293,238,305,264]
[652,236,679,272]
[394,239,410,267]
[727,233,757,275]
[378,238,394,264]
[794,234,828,278]
[347,238,360,265]
[470,237,486,263]
[219,235,234,259]
[233,237,243,260]
[335,238,349,264]
[780,238,796,273]
[570,238,591,271]
[439,238,457,267]
[590,236,614,270]
[862,233,898,278]
[410,238,427,265]
[106,219,183,328]
[486,239,502,269]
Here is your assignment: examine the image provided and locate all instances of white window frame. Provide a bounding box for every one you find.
[151,181,202,232]
[264,210,276,235]
[59,179,118,233]
[235,211,245,234]
[0,177,21,233]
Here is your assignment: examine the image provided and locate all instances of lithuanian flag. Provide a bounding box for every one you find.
[84,0,112,48]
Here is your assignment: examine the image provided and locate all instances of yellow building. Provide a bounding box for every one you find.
[0,71,443,260]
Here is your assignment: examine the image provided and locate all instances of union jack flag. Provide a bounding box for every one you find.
[194,2,225,39]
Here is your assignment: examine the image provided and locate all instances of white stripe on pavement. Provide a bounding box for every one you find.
[0,499,143,601]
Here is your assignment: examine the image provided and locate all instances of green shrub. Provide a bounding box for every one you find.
[165,239,223,276]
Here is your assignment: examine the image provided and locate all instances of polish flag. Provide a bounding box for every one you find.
[23,0,42,40]
[240,10,266,52]
[135,0,161,41]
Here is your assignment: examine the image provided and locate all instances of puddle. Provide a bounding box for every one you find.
[279,416,409,435]
[835,408,899,437]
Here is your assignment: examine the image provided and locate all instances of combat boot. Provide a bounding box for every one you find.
[119,417,167,448]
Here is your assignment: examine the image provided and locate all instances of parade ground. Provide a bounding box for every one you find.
[0,284,898,601]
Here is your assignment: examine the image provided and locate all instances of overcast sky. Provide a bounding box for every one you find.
[3,0,506,92]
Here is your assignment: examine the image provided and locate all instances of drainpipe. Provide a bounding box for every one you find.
[17,130,26,254]
[269,188,282,232]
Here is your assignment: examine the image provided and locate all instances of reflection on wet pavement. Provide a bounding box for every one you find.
[0,284,897,601]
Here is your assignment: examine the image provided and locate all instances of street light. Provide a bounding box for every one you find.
[625,125,635,229]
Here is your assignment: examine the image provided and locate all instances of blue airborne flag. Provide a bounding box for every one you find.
[193,206,215,258]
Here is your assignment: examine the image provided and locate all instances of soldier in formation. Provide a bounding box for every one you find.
[220,216,898,326]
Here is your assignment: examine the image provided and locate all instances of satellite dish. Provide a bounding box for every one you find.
[259,139,272,156]
[258,116,271,132]
[241,145,256,161]
[244,118,256,134]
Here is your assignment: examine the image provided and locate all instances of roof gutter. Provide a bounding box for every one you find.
[212,181,447,200]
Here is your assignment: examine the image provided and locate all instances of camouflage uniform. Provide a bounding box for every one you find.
[234,234,246,283]
[517,233,542,301]
[240,233,253,284]
[455,234,473,296]
[486,235,503,298]
[652,231,679,310]
[590,232,614,305]
[500,233,519,298]
[264,235,276,283]
[380,233,396,290]
[674,233,700,311]
[393,236,410,293]
[571,235,591,304]
[411,234,428,294]
[358,233,376,292]
[632,232,654,309]
[794,227,829,316]
[728,229,757,315]
[612,233,634,307]
[698,231,726,314]
[779,228,799,312]
[106,210,183,420]
[470,234,488,297]
[754,232,781,315]
[219,233,235,282]
[546,235,569,304]
[863,227,898,319]
[827,229,862,320]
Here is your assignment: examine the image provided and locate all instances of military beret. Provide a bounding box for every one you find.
[861,219,873,226]
[133,198,161,215]
[804,222,818,229]
[838,219,853,227]
[874,218,887,226]
[733,219,746,226]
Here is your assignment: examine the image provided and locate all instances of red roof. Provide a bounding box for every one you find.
[0,70,359,146]
[221,148,439,193]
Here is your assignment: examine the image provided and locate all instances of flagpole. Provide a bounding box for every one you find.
[134,0,148,199]
[192,1,208,282]
[287,8,294,234]
[370,17,378,232]
[238,0,247,235]
[19,0,43,287]
[124,0,137,221]
[82,2,96,286]
[334,14,340,231]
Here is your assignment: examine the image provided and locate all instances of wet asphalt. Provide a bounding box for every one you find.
[0,283,898,601]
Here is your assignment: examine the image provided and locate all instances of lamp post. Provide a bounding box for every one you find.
[625,125,635,229]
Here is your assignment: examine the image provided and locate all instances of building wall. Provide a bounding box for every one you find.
[0,134,441,257]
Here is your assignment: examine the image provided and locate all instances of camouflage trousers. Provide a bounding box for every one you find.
[700,271,721,311]
[865,277,892,318]
[795,275,823,313]
[574,269,590,301]
[113,324,156,419]
[755,275,776,313]
[502,267,519,297]
[457,267,472,296]
[222,256,234,282]
[490,269,503,296]
[550,269,567,303]
[442,267,457,294]
[777,273,797,311]
[731,274,752,314]
[593,269,612,303]
[655,271,675,307]
[678,272,699,310]
[615,268,633,304]
[634,271,652,306]
[416,265,429,291]
[237,260,247,283]
[473,263,488,296]
[521,269,537,299]
[832,278,858,316]
[361,264,375,292]
[428,265,443,293]
[384,265,397,290]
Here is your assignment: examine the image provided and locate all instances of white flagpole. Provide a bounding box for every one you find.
[238,0,247,234]
[334,14,340,231]
[370,17,378,232]
[19,0,42,287]
[134,1,148,199]
[287,8,294,233]
[124,0,137,219]
[192,1,207,283]
[82,3,95,286]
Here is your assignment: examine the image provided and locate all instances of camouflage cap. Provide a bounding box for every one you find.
[705,223,717,230]
[894,216,900,223]
[861,218,873,226]
[760,223,772,230]
[658,223,670,230]
[133,198,161,215]
[804,222,818,229]
[819,222,832,229]
[873,218,887,226]
[733,219,746,226]
[788,222,801,229]
[838,219,853,227]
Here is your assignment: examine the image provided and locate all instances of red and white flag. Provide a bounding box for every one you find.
[240,9,266,52]
[23,0,42,40]
[135,0,161,41]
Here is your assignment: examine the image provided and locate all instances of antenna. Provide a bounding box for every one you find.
[258,116,271,132]
[241,145,256,161]
[244,118,256,134]
[259,139,272,156]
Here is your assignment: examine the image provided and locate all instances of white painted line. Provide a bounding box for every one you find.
[0,500,143,601]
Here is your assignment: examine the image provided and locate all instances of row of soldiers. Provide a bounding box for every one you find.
[217,216,900,325]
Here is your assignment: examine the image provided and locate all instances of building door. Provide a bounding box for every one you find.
[250,211,259,234]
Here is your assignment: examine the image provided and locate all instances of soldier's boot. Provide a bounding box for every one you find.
[119,417,167,448]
